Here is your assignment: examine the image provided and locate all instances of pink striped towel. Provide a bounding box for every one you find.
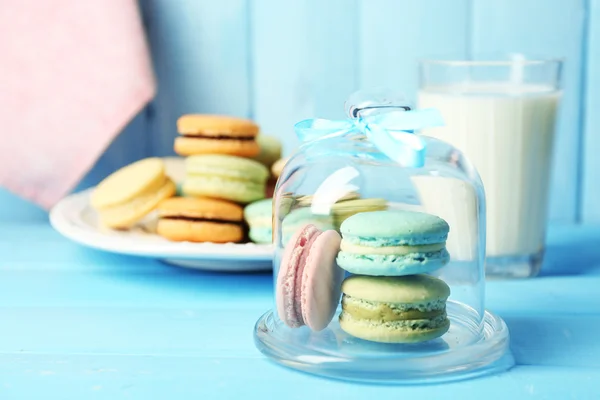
[0,0,156,209]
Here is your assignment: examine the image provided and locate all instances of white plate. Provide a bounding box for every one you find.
[50,189,274,272]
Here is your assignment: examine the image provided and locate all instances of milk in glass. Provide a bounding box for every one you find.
[418,83,560,274]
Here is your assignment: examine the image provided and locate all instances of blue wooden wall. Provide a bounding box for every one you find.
[1,0,598,225]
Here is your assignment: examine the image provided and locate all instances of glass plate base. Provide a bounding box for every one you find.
[254,302,513,384]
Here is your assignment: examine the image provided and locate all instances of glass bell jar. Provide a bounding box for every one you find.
[254,90,514,384]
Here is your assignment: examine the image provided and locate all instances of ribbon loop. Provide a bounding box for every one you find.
[294,100,444,167]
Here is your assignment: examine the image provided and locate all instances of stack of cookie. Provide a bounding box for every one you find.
[154,114,269,243]
[174,115,270,204]
[335,210,452,344]
[90,114,284,244]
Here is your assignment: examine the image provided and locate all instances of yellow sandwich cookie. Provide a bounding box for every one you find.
[340,241,446,255]
[271,157,289,178]
[91,158,176,229]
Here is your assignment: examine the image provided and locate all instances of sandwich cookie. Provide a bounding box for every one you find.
[271,157,288,179]
[339,274,451,343]
[253,134,282,169]
[253,135,282,197]
[331,198,388,230]
[157,197,244,243]
[244,198,273,244]
[175,114,260,157]
[183,155,269,204]
[162,156,186,195]
[276,224,344,331]
[337,210,450,276]
[91,158,176,229]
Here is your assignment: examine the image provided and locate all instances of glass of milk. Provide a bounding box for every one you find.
[417,55,562,278]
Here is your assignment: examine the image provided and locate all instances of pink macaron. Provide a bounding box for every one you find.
[276,224,344,331]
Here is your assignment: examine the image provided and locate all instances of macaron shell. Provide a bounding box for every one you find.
[296,191,360,207]
[341,274,451,304]
[249,227,272,244]
[244,199,273,244]
[271,157,289,178]
[336,248,450,276]
[339,312,450,343]
[301,230,343,331]
[183,176,265,204]
[156,219,243,243]
[98,178,176,229]
[177,114,259,136]
[162,157,186,184]
[174,136,259,157]
[331,198,388,229]
[159,196,243,221]
[186,155,269,183]
[243,198,272,223]
[253,134,282,168]
[91,158,166,210]
[341,210,450,246]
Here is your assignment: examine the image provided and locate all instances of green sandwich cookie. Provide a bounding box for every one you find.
[183,155,269,204]
[339,274,451,343]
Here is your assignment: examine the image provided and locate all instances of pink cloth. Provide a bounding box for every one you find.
[0,0,156,209]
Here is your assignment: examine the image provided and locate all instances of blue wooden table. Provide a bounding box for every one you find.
[2,194,600,399]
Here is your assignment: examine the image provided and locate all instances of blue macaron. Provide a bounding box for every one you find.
[244,198,273,244]
[337,210,450,276]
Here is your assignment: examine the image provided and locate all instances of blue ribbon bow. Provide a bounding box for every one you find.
[294,108,444,167]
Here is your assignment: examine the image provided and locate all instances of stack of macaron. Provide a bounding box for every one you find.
[175,115,269,204]
[168,114,282,244]
[275,209,452,344]
[91,114,285,245]
[336,210,451,343]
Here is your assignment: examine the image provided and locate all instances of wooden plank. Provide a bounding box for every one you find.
[358,0,470,99]
[142,0,252,156]
[2,357,600,400]
[251,0,358,155]
[582,0,600,223]
[471,0,587,223]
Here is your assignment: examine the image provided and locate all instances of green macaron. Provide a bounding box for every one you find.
[339,274,451,343]
[183,155,269,204]
[252,134,282,168]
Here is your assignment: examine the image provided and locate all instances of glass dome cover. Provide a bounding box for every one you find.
[254,90,513,383]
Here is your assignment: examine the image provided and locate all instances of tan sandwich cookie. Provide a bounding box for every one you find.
[157,197,244,243]
[174,114,260,157]
[91,158,176,229]
[331,198,388,229]
[271,157,288,178]
[296,191,361,207]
